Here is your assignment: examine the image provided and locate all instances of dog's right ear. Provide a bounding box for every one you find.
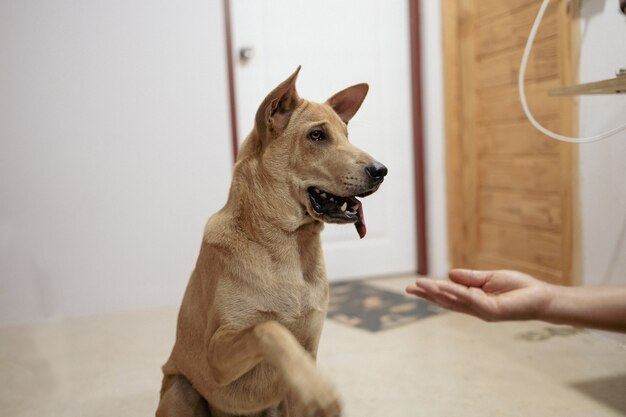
[326,83,369,124]
[254,66,302,142]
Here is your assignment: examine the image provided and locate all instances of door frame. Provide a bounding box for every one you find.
[222,0,429,275]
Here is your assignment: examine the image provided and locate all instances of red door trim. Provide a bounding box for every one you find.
[223,0,239,162]
[222,0,429,274]
[408,0,429,275]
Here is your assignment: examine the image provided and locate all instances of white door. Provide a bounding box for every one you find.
[231,0,416,281]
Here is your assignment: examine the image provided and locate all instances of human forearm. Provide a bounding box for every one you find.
[543,284,626,333]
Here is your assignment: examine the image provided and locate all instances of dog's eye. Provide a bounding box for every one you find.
[308,130,326,142]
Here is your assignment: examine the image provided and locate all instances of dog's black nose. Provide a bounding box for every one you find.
[366,162,388,180]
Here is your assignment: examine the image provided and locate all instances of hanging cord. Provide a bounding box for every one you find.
[519,0,626,143]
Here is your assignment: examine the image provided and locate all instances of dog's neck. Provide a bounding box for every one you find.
[224,147,323,245]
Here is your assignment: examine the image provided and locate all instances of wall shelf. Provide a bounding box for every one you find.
[548,69,626,96]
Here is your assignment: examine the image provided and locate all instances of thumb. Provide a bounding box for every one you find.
[448,269,491,287]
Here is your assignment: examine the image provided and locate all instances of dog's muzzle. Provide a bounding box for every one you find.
[307,162,387,239]
[308,187,360,221]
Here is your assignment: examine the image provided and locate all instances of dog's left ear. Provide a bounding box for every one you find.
[326,83,369,124]
[255,66,302,140]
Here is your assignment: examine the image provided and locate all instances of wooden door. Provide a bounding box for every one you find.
[443,0,580,284]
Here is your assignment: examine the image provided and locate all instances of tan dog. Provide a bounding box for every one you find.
[156,67,387,417]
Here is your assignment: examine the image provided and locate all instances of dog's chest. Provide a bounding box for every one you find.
[221,233,329,344]
[261,237,328,319]
[258,271,327,322]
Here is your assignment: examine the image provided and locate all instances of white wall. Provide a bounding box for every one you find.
[0,0,233,325]
[578,0,626,287]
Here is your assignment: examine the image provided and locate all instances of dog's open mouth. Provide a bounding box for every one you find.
[307,187,368,239]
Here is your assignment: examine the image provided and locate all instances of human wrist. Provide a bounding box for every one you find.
[541,283,571,325]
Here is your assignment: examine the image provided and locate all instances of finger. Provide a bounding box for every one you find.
[435,279,479,299]
[437,283,498,320]
[405,285,427,297]
[422,279,496,317]
[430,281,477,309]
[411,279,476,314]
[406,283,447,307]
[408,280,451,302]
[411,278,446,294]
[427,290,476,315]
[448,269,493,287]
[408,288,439,305]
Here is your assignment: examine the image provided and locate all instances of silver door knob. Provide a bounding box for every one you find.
[239,47,255,64]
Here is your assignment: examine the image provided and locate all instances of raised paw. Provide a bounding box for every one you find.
[292,373,342,417]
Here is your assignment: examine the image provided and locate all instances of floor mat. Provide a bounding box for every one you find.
[327,281,443,332]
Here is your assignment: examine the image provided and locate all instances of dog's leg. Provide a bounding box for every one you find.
[207,320,341,417]
[156,374,211,417]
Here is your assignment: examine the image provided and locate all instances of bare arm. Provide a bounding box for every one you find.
[406,269,626,333]
[545,284,626,333]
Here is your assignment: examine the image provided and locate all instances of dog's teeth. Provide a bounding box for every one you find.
[340,202,347,212]
[320,193,327,198]
[314,188,320,193]
[330,197,335,202]
[351,204,359,211]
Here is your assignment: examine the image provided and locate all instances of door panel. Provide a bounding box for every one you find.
[444,0,579,284]
[479,190,562,231]
[231,0,417,281]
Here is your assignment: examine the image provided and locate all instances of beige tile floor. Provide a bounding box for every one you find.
[1,275,625,417]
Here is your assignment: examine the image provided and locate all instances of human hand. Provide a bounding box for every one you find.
[405,269,554,322]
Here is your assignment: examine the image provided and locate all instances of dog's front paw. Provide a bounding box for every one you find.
[292,373,342,417]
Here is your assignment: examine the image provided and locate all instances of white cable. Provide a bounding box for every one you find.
[519,0,626,143]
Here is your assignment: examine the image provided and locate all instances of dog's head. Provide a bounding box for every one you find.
[241,67,387,239]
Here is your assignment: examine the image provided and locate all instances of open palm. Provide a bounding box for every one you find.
[406,269,553,322]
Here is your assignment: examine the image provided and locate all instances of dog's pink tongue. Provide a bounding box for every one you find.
[355,204,366,239]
